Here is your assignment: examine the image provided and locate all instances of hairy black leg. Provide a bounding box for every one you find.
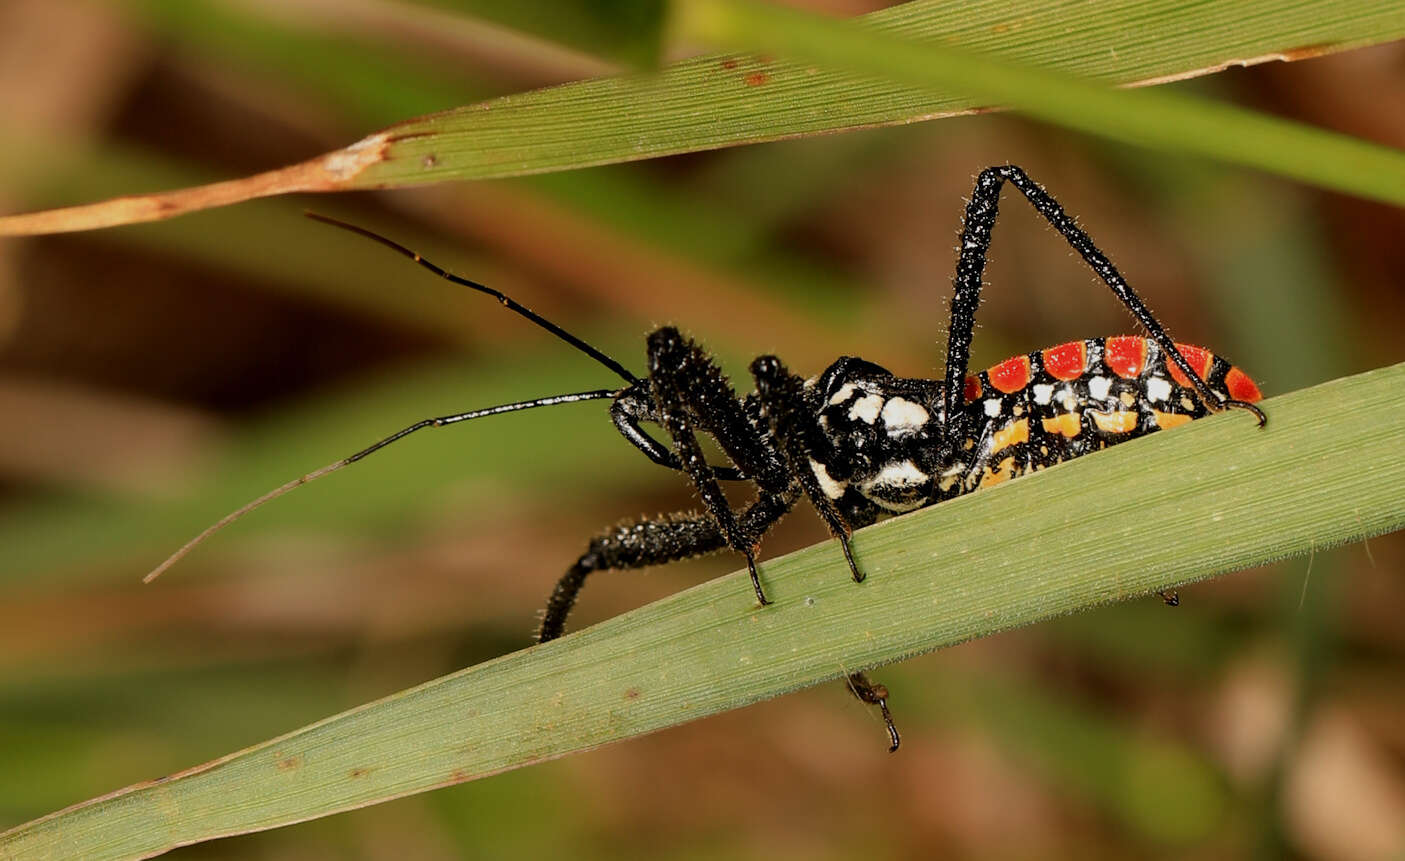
[750,355,862,583]
[537,492,795,642]
[847,672,901,752]
[647,327,793,605]
[1158,590,1180,606]
[750,357,901,751]
[610,380,747,480]
[941,165,1266,456]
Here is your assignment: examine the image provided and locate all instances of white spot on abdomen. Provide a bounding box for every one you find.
[1032,383,1054,405]
[1088,375,1112,401]
[983,398,1003,418]
[1146,376,1172,402]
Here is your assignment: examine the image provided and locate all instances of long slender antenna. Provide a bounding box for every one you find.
[144,388,615,583]
[306,213,639,385]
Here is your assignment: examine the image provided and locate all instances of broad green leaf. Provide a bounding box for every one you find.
[5,362,1403,859]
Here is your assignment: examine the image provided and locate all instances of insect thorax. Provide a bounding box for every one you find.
[807,357,949,518]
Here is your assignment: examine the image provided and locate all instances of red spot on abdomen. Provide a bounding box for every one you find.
[987,355,1031,394]
[1167,343,1213,387]
[1105,336,1147,378]
[1041,341,1086,381]
[1225,367,1263,402]
[964,375,981,402]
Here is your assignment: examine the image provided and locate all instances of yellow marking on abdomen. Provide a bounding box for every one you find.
[991,418,1030,453]
[1152,410,1192,430]
[1090,410,1138,434]
[979,456,1017,488]
[1040,413,1081,438]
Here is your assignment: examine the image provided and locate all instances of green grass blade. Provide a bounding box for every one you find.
[362,0,1405,188]
[5,0,1404,234]
[673,0,1405,207]
[5,363,1403,859]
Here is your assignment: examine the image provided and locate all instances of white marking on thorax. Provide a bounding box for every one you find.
[873,460,928,487]
[828,382,857,406]
[1032,383,1054,405]
[983,398,1003,418]
[881,397,929,434]
[1146,376,1172,402]
[873,496,927,513]
[809,458,847,500]
[1087,375,1112,401]
[848,393,883,423]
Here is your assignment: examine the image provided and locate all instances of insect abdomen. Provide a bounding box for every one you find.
[956,337,1262,492]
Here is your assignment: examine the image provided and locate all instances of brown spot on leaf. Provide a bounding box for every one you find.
[1280,42,1338,61]
[744,72,769,87]
[319,132,390,182]
[422,153,438,168]
[349,767,372,778]
[384,131,434,144]
[721,58,738,70]
[624,687,641,700]
[276,754,303,771]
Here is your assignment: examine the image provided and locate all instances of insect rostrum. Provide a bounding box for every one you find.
[149,165,1264,753]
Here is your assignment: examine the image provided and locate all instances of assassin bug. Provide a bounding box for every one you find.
[146,165,1265,752]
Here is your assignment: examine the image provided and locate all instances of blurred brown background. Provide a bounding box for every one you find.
[2,1,1404,858]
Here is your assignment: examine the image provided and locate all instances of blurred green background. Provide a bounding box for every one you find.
[2,1,1403,858]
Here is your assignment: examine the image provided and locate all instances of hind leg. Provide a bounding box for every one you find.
[538,492,794,643]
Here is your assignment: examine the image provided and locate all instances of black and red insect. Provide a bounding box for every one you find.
[148,165,1265,751]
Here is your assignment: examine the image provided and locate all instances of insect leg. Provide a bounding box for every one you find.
[847,671,901,752]
[611,389,747,481]
[646,327,794,606]
[941,165,1265,456]
[750,355,902,750]
[750,355,863,583]
[537,492,795,642]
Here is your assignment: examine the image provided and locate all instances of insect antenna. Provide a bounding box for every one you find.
[305,213,639,385]
[144,388,617,583]
[146,216,647,583]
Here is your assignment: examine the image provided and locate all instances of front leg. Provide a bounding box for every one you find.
[646,327,793,606]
